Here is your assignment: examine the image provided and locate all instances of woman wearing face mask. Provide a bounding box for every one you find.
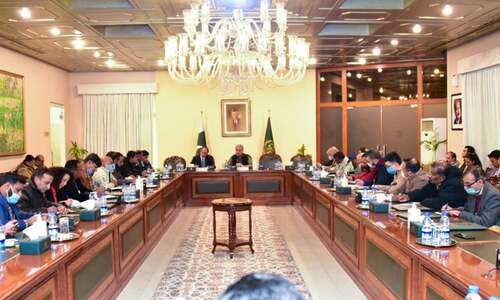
[92,155,118,190]
[0,173,36,234]
[45,167,73,208]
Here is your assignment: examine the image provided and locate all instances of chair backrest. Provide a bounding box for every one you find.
[163,156,186,168]
[259,154,282,169]
[290,154,312,167]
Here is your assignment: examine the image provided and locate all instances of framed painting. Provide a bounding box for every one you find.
[0,70,25,156]
[451,93,463,131]
[221,99,251,137]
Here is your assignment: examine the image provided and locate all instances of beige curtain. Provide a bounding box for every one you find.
[461,64,500,164]
[83,93,155,156]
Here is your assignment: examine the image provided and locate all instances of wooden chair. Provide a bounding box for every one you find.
[163,156,186,169]
[259,154,282,170]
[290,154,312,168]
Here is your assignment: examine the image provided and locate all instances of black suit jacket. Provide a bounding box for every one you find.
[229,154,250,166]
[18,182,54,212]
[191,155,215,167]
[61,178,92,202]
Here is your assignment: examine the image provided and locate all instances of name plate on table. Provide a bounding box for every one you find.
[285,165,295,170]
[186,166,196,172]
[237,166,250,171]
[196,167,209,172]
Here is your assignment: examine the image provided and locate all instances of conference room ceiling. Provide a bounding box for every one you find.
[0,0,499,72]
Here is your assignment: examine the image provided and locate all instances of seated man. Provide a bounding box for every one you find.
[329,151,354,174]
[354,150,393,186]
[191,147,215,168]
[15,154,37,179]
[402,158,429,193]
[229,144,251,167]
[0,173,35,234]
[445,151,460,167]
[139,150,153,172]
[62,160,93,201]
[448,167,500,227]
[81,153,100,190]
[375,152,405,194]
[486,149,499,187]
[110,152,131,185]
[34,154,45,168]
[324,146,339,166]
[18,167,65,213]
[396,163,466,210]
[92,155,117,189]
[121,151,144,177]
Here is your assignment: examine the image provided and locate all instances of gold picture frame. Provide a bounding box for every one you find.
[221,99,251,137]
[0,69,25,156]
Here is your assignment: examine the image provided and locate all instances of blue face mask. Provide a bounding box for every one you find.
[87,168,94,177]
[106,163,116,173]
[7,189,20,205]
[465,187,479,196]
[386,166,397,175]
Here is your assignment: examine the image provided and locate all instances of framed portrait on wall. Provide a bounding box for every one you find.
[0,70,25,156]
[221,99,251,137]
[451,93,463,131]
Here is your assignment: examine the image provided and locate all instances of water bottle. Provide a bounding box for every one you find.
[89,191,98,202]
[361,191,369,207]
[0,225,5,249]
[431,223,441,246]
[421,213,433,244]
[332,176,337,190]
[100,197,108,214]
[464,285,481,300]
[48,211,59,239]
[440,211,450,246]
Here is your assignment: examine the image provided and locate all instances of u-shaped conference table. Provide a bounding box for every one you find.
[0,170,498,299]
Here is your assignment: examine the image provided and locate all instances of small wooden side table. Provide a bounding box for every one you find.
[211,198,254,258]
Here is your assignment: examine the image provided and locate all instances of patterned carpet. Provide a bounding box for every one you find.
[152,206,311,299]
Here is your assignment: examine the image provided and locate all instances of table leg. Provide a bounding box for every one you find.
[228,209,237,259]
[249,206,254,254]
[212,207,216,254]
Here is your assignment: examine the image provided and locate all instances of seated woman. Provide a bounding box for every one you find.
[0,173,36,234]
[463,153,483,176]
[45,167,73,207]
[62,160,93,201]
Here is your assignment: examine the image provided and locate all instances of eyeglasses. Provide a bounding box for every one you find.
[463,179,479,188]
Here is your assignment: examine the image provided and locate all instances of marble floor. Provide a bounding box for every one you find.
[118,206,365,300]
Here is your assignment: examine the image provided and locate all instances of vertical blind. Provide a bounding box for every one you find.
[462,64,500,164]
[83,93,156,156]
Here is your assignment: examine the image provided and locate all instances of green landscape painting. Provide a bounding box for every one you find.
[0,71,24,156]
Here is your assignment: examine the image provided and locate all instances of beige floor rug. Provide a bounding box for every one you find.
[152,206,311,299]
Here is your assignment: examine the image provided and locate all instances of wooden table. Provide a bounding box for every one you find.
[211,198,254,258]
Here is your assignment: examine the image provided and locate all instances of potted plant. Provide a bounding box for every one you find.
[68,141,88,161]
[420,131,447,163]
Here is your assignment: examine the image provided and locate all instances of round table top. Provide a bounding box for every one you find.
[212,198,253,206]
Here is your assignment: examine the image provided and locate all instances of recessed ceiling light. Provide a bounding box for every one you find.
[50,27,61,36]
[73,29,81,35]
[93,51,101,58]
[412,24,422,34]
[433,68,440,74]
[439,73,444,77]
[356,73,362,79]
[347,72,351,77]
[328,90,332,95]
[390,39,399,46]
[320,76,325,82]
[379,87,384,94]
[157,59,165,66]
[107,52,114,57]
[105,59,115,68]
[309,57,317,64]
[348,93,353,98]
[357,38,363,42]
[372,47,381,56]
[377,68,383,73]
[19,7,31,19]
[406,69,412,75]
[71,39,85,49]
[360,49,365,53]
[442,4,453,16]
[431,74,435,77]
[358,57,366,64]
[367,77,372,82]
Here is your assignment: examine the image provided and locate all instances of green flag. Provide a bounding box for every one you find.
[195,118,207,155]
[263,117,275,155]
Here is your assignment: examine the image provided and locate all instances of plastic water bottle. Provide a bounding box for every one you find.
[0,225,5,249]
[332,176,337,190]
[100,197,108,214]
[440,211,450,246]
[361,191,369,207]
[89,191,98,202]
[464,285,481,300]
[431,223,441,246]
[48,211,59,239]
[421,213,433,244]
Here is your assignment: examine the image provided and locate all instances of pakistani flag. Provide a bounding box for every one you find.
[195,118,207,155]
[263,117,276,155]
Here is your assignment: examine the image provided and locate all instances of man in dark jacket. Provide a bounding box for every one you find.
[18,168,65,212]
[448,167,500,227]
[191,147,215,168]
[120,151,143,177]
[62,160,93,201]
[396,163,467,210]
[229,144,251,167]
[354,150,394,186]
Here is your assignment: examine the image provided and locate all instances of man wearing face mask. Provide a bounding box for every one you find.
[324,146,339,166]
[447,167,500,227]
[18,167,65,213]
[374,152,405,194]
[81,153,100,190]
[395,162,466,210]
[92,155,118,189]
[354,150,394,186]
[0,173,36,233]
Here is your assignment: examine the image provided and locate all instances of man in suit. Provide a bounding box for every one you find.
[229,144,251,167]
[448,167,500,227]
[191,147,215,168]
[18,168,65,213]
[354,150,394,186]
[395,162,467,210]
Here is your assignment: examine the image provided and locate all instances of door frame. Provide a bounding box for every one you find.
[49,102,66,166]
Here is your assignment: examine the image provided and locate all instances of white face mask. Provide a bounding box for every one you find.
[328,155,333,161]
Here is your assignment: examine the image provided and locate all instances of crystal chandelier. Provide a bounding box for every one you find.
[163,0,311,88]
